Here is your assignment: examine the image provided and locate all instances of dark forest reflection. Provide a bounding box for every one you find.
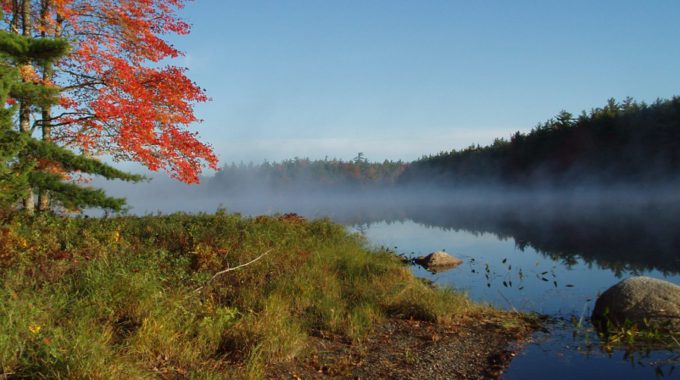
[346,199,680,276]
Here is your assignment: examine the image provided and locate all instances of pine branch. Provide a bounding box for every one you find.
[29,171,127,211]
[26,138,145,182]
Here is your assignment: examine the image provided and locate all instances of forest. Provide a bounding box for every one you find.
[401,97,680,187]
[207,153,407,193]
[208,97,680,192]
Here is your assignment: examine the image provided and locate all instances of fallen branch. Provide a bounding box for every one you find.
[194,249,274,293]
[496,289,518,314]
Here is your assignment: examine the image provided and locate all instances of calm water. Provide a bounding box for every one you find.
[342,198,680,380]
[111,184,680,379]
[357,219,680,379]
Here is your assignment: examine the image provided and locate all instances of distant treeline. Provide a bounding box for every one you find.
[209,97,680,191]
[401,97,680,186]
[208,153,407,192]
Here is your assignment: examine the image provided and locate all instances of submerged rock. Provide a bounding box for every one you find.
[592,276,680,332]
[414,251,463,273]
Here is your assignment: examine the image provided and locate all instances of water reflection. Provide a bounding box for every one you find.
[350,213,680,380]
[410,205,680,276]
[328,199,680,276]
[506,320,680,380]
[341,202,680,380]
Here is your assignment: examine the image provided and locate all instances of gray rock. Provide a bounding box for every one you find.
[414,251,462,273]
[592,276,680,332]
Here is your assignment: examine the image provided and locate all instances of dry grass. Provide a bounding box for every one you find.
[0,211,499,378]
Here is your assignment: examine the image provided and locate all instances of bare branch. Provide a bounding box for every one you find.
[193,249,274,293]
[44,116,97,128]
[46,111,95,120]
[62,81,105,91]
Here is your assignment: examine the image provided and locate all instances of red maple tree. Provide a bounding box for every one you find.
[2,0,217,183]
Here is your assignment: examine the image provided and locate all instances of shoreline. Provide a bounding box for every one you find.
[268,312,539,379]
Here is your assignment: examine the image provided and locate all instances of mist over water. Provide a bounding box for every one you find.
[98,175,680,273]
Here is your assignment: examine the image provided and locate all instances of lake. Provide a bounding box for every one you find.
[357,219,680,379]
[344,197,680,380]
[109,184,680,379]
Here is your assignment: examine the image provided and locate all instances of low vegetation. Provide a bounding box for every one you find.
[0,211,499,378]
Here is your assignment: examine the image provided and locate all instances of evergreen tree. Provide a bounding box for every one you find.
[402,96,680,187]
[0,63,29,208]
[0,29,142,212]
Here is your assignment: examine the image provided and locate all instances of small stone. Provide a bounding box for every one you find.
[414,251,463,273]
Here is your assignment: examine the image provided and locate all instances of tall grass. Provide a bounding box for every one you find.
[0,211,484,378]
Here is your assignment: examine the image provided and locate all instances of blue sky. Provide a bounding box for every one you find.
[168,0,680,165]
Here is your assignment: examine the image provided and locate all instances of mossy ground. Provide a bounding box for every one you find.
[0,211,525,378]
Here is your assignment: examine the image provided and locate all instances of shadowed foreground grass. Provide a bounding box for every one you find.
[0,211,509,378]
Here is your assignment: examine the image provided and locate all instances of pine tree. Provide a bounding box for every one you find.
[0,29,142,212]
[0,63,29,208]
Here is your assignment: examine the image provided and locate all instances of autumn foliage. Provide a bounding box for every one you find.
[2,0,217,183]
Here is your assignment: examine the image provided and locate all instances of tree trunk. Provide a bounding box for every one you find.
[19,0,34,214]
[10,0,20,33]
[38,0,55,212]
[37,102,51,211]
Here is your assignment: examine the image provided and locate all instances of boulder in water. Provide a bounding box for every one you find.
[414,251,462,273]
[592,276,680,332]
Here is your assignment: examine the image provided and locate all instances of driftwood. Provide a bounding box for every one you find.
[193,249,274,293]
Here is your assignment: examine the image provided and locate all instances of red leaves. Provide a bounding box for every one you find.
[6,0,217,183]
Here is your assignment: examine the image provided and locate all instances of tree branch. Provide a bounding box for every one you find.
[43,116,97,128]
[193,249,274,293]
[62,81,105,91]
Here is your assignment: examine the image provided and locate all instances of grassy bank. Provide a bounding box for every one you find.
[0,211,513,378]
